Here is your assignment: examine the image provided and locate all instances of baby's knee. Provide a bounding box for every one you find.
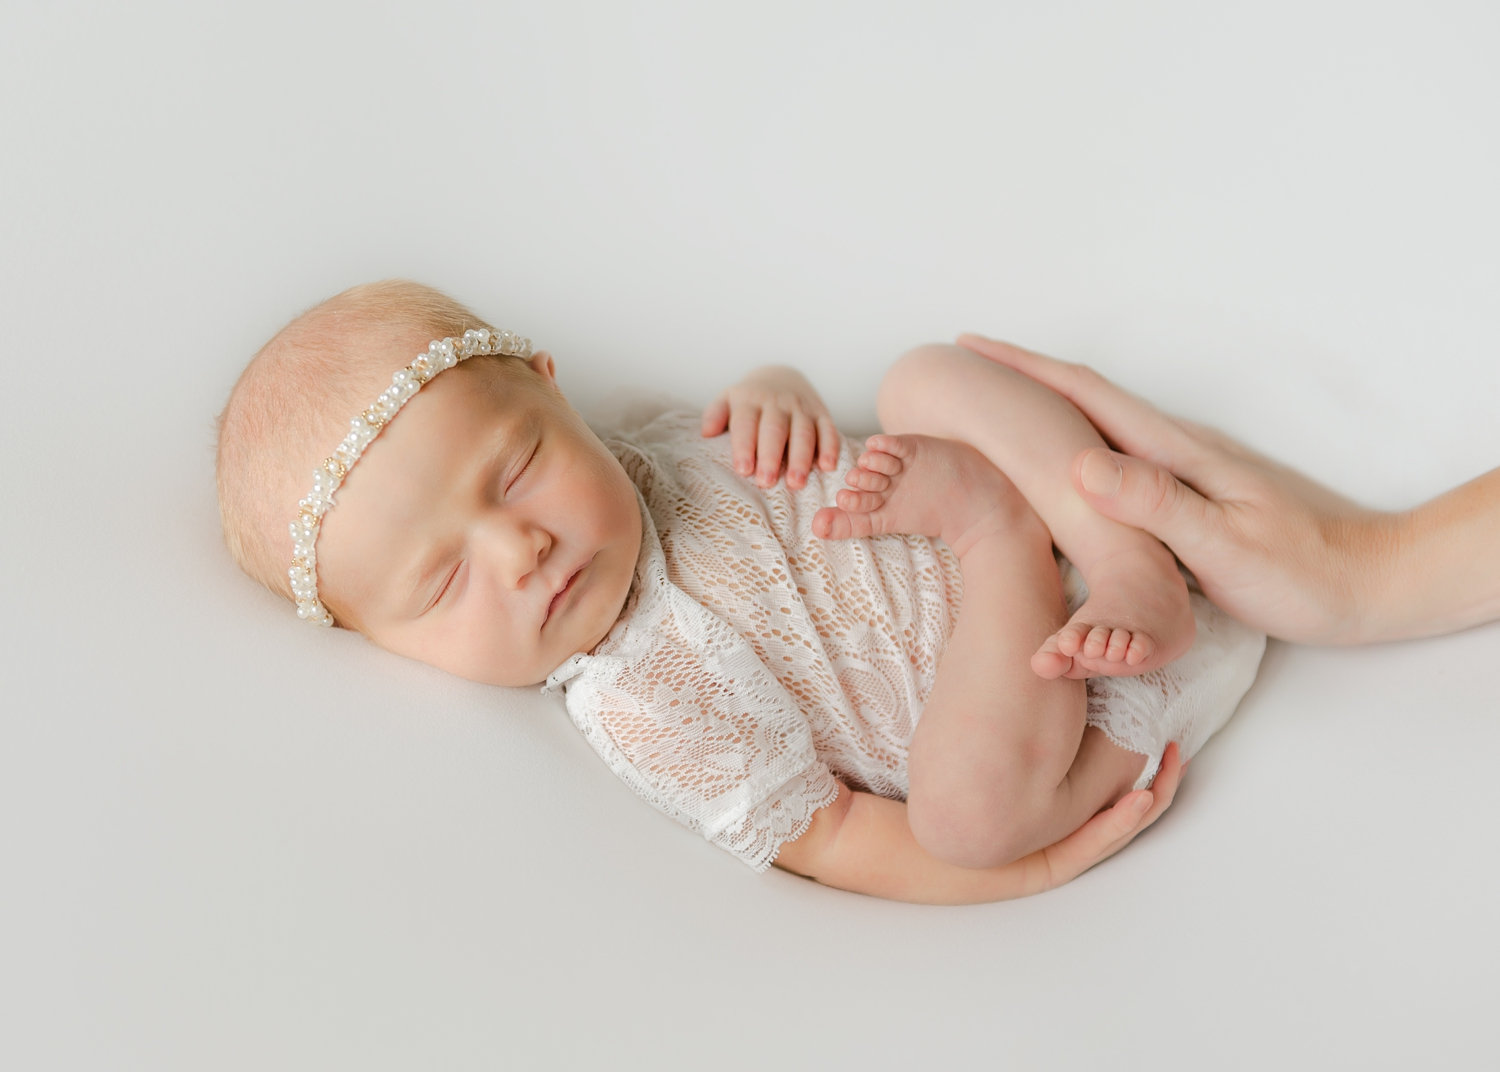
[906,781,1042,871]
[876,343,971,431]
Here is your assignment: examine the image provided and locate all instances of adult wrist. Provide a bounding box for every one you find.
[1344,508,1419,644]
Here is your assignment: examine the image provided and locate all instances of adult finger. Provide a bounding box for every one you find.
[1038,742,1186,890]
[1135,741,1183,829]
[1030,790,1153,893]
[1077,743,1185,870]
[1072,449,1224,565]
[955,333,1209,473]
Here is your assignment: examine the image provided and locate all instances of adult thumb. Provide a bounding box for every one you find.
[1074,448,1216,557]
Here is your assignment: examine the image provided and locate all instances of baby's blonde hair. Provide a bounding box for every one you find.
[216,280,501,610]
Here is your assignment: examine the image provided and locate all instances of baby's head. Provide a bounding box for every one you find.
[217,280,642,686]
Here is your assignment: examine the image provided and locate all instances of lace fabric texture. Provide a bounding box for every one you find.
[547,412,1265,870]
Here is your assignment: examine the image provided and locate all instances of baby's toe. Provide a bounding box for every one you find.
[1053,623,1088,657]
[1124,633,1155,666]
[845,467,891,492]
[812,507,848,540]
[856,449,904,477]
[865,434,918,462]
[1031,638,1072,680]
[1081,625,1113,660]
[835,488,886,515]
[1104,628,1135,662]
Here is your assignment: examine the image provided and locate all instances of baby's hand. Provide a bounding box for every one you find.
[701,365,841,489]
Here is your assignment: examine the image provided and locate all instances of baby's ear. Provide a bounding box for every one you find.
[527,349,557,387]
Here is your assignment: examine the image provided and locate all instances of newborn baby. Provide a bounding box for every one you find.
[216,280,1263,903]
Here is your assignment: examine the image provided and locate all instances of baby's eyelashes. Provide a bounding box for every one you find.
[505,444,540,493]
[421,561,462,615]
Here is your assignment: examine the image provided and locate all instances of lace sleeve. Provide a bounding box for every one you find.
[550,505,842,873]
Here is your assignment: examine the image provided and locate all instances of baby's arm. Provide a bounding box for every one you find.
[701,365,841,488]
[773,744,1182,905]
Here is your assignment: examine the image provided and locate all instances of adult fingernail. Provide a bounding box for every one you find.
[1080,451,1122,496]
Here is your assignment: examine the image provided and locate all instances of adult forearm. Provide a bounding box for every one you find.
[1366,467,1500,642]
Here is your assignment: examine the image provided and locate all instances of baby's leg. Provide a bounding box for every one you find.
[876,344,1194,679]
[816,435,1151,867]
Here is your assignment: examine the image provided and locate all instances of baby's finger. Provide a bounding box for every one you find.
[816,416,841,470]
[784,411,819,488]
[754,407,791,486]
[728,403,762,477]
[701,396,730,438]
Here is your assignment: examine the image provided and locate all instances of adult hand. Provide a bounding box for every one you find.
[701,365,841,489]
[1026,743,1186,894]
[956,333,1398,644]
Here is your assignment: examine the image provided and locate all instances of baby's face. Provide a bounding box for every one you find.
[314,353,643,686]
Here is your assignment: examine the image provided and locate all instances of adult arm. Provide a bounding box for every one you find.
[773,745,1183,905]
[957,334,1500,645]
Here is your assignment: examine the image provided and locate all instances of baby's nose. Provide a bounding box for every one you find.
[475,514,551,588]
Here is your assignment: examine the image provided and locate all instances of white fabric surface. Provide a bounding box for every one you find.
[3,2,1498,1069]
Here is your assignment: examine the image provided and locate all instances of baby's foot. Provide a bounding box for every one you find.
[1031,545,1196,681]
[812,434,1039,556]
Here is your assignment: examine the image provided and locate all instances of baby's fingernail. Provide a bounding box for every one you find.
[1129,793,1152,816]
[1080,451,1123,496]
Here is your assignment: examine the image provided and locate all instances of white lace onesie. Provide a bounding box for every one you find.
[544,412,1265,872]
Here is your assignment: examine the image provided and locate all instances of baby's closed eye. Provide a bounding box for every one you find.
[505,441,540,494]
[423,560,465,615]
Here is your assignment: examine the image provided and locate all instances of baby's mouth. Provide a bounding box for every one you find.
[545,563,586,625]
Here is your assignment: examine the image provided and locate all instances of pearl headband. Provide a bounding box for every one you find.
[289,327,534,625]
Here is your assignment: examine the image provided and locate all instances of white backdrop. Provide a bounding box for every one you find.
[3,2,1498,1069]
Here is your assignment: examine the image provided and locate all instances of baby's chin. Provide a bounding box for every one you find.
[420,637,592,689]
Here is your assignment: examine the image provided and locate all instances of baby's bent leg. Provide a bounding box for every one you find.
[816,434,1148,867]
[877,344,1194,679]
[906,515,1145,868]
